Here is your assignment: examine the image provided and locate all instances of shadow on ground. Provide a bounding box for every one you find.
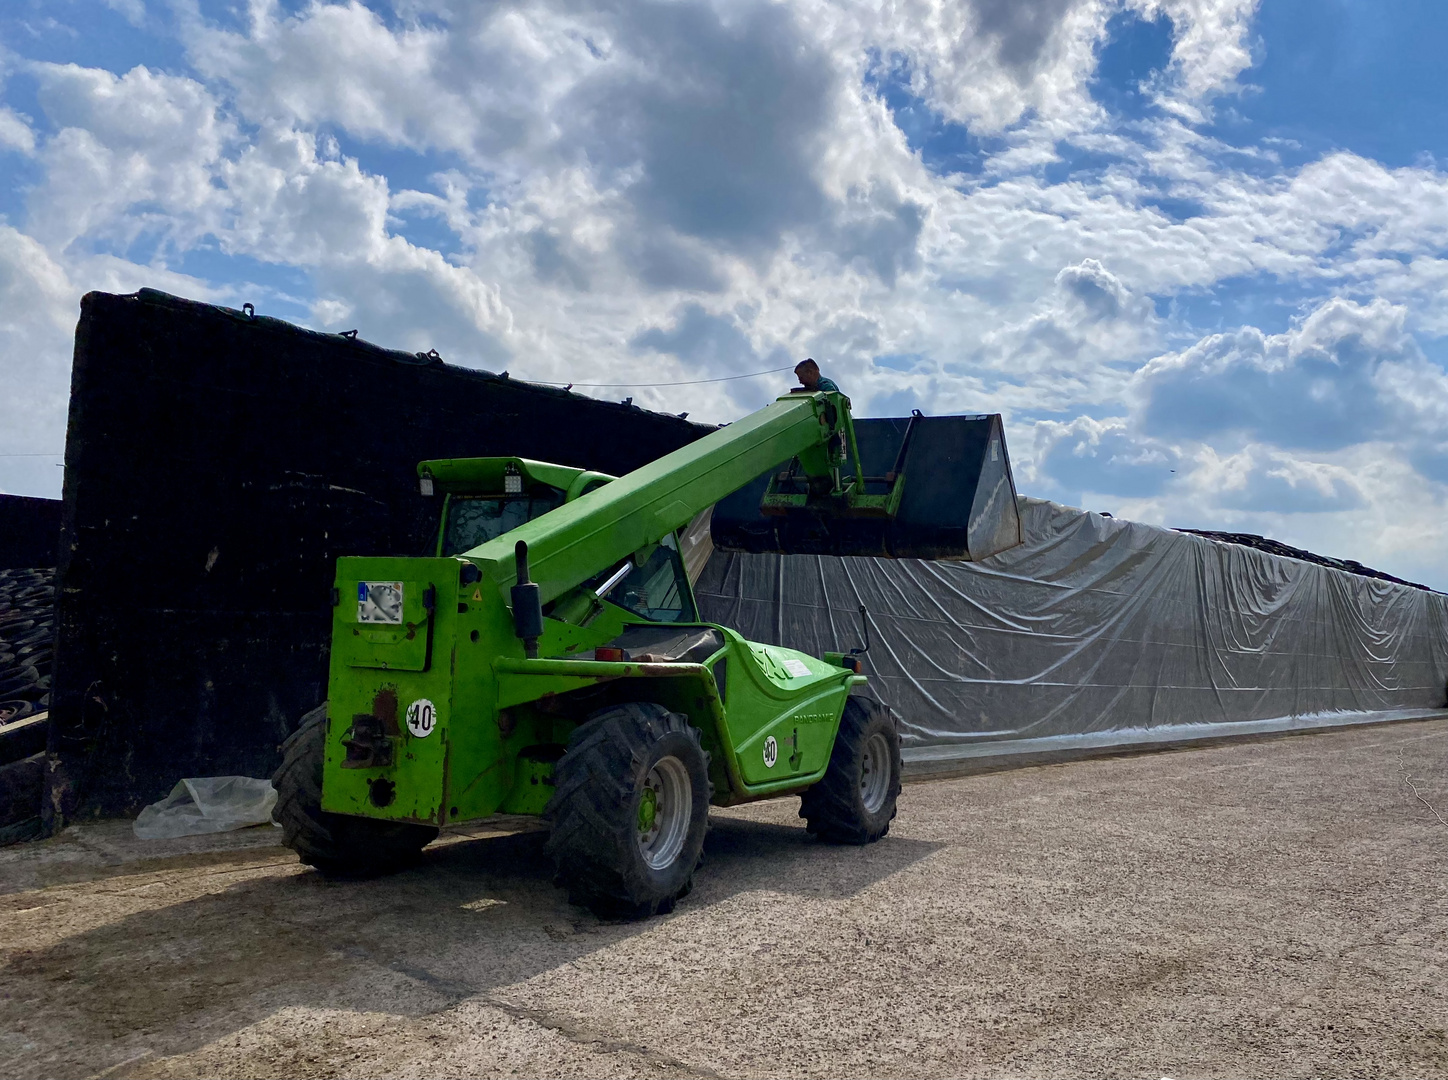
[6,814,942,1072]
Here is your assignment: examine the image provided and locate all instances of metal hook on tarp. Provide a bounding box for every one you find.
[242,303,255,318]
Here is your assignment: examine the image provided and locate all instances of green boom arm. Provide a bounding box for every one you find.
[464,391,842,604]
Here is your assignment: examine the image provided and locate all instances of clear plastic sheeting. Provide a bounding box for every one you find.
[695,497,1448,765]
[132,776,278,839]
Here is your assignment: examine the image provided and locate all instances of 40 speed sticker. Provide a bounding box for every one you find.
[406,698,437,738]
[762,735,778,768]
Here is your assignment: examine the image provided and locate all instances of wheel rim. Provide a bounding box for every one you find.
[637,755,692,870]
[860,731,892,814]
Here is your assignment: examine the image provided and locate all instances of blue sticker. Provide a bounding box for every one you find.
[357,582,368,602]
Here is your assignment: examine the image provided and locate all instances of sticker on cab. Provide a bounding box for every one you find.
[763,735,778,768]
[407,698,437,738]
[780,657,811,678]
[358,581,404,624]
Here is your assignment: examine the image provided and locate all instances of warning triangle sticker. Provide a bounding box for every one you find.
[472,588,483,601]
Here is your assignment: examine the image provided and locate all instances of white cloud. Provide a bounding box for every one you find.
[0,226,75,495]
[1144,0,1259,104]
[1,0,1447,583]
[27,62,230,251]
[1133,297,1448,457]
[1030,295,1448,581]
[101,0,147,28]
[0,107,36,155]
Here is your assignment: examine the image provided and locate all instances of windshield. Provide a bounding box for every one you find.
[441,491,564,555]
[601,533,696,623]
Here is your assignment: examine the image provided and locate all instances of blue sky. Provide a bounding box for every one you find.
[1,0,1447,587]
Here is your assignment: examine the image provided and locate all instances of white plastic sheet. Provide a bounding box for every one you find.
[696,497,1448,764]
[132,776,278,839]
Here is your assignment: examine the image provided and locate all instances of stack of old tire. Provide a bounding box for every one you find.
[1,568,54,843]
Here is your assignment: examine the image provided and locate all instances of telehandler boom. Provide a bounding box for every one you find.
[273,388,1019,916]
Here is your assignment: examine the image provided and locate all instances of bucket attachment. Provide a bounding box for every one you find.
[711,413,1022,561]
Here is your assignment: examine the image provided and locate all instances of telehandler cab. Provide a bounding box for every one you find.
[273,388,1019,916]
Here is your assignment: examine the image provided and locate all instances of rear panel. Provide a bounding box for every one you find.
[322,556,460,824]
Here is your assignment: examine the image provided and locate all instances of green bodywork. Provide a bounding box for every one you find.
[321,391,877,826]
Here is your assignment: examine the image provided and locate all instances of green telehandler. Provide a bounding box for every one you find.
[273,388,1019,916]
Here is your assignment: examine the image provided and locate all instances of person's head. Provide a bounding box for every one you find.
[795,358,821,390]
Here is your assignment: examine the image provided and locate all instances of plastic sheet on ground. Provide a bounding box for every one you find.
[132,776,278,839]
[695,497,1448,766]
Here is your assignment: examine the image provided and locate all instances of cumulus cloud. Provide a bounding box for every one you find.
[2,0,1447,583]
[188,1,484,156]
[27,63,230,251]
[1204,447,1365,514]
[1143,0,1259,106]
[0,107,36,154]
[630,301,793,412]
[0,226,77,495]
[855,0,1107,132]
[1025,294,1447,580]
[1134,297,1447,454]
[564,2,838,255]
[969,259,1159,410]
[1030,415,1183,498]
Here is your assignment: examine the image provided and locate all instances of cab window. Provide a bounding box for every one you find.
[603,533,696,623]
[442,490,564,555]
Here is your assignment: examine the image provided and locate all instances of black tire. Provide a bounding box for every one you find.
[546,702,712,918]
[0,669,38,700]
[11,627,51,648]
[800,696,901,844]
[0,700,35,724]
[0,710,47,764]
[271,704,438,877]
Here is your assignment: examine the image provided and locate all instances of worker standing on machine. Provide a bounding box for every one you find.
[792,358,839,394]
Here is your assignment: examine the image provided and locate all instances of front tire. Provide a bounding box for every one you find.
[800,696,901,843]
[272,704,439,876]
[546,702,711,918]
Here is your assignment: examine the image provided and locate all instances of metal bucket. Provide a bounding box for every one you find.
[711,413,1022,561]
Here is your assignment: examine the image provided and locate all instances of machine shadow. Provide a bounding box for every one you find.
[10,815,942,1074]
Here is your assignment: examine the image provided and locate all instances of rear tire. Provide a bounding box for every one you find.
[800,696,901,844]
[272,704,438,876]
[546,702,711,918]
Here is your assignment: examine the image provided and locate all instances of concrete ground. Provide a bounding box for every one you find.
[2,719,1446,1080]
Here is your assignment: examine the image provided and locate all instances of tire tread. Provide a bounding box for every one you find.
[799,696,901,844]
[271,704,438,876]
[545,701,711,917]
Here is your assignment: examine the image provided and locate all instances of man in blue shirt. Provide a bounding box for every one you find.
[792,358,839,393]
